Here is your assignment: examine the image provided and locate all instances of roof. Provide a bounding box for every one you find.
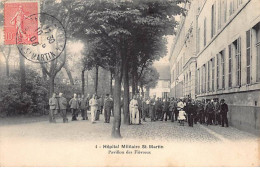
[154,63,171,80]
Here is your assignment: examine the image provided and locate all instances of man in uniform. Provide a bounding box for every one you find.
[186,99,194,127]
[149,96,156,121]
[49,93,59,123]
[162,98,169,121]
[136,94,143,124]
[220,99,229,127]
[79,95,88,120]
[214,99,221,125]
[205,100,214,125]
[104,94,113,123]
[59,93,68,123]
[169,98,175,122]
[69,93,79,121]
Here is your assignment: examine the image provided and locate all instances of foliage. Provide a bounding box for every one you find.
[0,68,49,116]
[139,66,160,89]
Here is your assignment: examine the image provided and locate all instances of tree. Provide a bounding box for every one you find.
[68,0,185,137]
[0,45,11,77]
[139,66,160,97]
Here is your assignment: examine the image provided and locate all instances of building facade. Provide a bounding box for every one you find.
[169,0,260,135]
[150,63,171,99]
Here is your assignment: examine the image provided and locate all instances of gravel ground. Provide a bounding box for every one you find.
[0,112,259,166]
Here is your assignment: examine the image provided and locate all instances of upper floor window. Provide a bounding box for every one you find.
[211,2,216,38]
[204,18,207,46]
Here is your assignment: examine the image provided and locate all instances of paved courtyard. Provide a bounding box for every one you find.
[0,112,259,166]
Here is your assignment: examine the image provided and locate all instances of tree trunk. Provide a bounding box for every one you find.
[49,76,55,96]
[131,75,136,97]
[94,65,99,95]
[141,85,144,97]
[111,72,122,138]
[123,58,130,125]
[81,69,85,95]
[64,63,74,85]
[86,70,88,94]
[145,87,150,99]
[5,59,9,77]
[41,67,47,81]
[19,48,26,94]
[110,71,113,94]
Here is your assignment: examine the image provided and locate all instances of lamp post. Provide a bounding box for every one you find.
[175,77,179,98]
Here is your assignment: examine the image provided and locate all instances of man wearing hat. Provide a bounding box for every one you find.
[49,93,59,123]
[220,99,229,127]
[58,93,68,123]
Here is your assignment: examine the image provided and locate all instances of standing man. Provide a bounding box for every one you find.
[104,94,113,123]
[205,100,214,125]
[220,99,229,127]
[49,93,59,123]
[80,95,88,120]
[100,95,104,115]
[69,93,79,121]
[155,98,162,121]
[169,98,175,122]
[59,93,68,123]
[149,96,156,122]
[89,94,98,123]
[142,97,147,122]
[162,98,169,121]
[137,94,143,124]
[186,99,193,127]
[214,99,221,125]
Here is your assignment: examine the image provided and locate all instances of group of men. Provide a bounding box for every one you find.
[135,95,229,128]
[49,92,229,128]
[48,93,113,124]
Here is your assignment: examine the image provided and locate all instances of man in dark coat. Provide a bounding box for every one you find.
[79,95,89,120]
[149,96,156,121]
[155,98,162,121]
[220,99,229,127]
[162,98,169,121]
[169,98,175,122]
[186,99,196,127]
[205,100,214,125]
[69,93,79,121]
[214,99,221,125]
[59,93,68,123]
[104,94,113,123]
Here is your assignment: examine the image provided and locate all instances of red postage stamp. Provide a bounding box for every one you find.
[4,1,38,45]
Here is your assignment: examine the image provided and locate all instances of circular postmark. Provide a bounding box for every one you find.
[16,13,66,63]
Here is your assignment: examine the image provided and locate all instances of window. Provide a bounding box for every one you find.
[228,45,232,87]
[204,18,207,46]
[204,64,207,93]
[196,69,200,94]
[229,0,234,16]
[198,28,201,53]
[212,58,215,91]
[223,0,227,23]
[202,65,205,93]
[253,22,260,82]
[211,3,216,38]
[246,30,251,84]
[234,37,241,86]
[189,72,191,95]
[208,61,211,91]
[221,50,225,89]
[216,54,220,89]
[218,0,221,30]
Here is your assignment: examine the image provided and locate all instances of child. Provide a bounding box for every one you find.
[178,108,186,126]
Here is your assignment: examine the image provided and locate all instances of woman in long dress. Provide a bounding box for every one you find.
[130,95,140,125]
